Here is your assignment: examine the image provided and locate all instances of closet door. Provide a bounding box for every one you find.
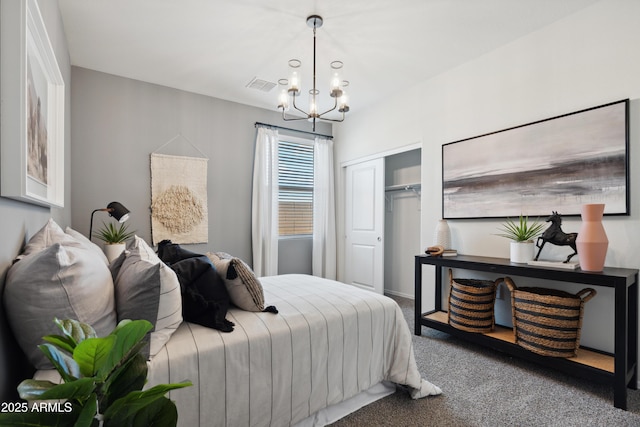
[344,158,384,294]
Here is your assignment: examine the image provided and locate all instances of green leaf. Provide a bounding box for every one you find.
[55,318,97,346]
[37,377,96,401]
[0,410,79,427]
[74,336,116,378]
[74,393,98,427]
[16,379,57,400]
[100,352,148,411]
[495,215,545,242]
[103,382,192,424]
[132,396,178,427]
[98,320,152,379]
[103,396,177,427]
[42,334,77,355]
[39,343,81,382]
[94,221,136,244]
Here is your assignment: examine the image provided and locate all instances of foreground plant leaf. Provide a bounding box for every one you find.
[74,335,116,378]
[103,382,192,424]
[38,343,81,382]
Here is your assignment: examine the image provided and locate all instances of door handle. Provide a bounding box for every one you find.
[377,237,382,242]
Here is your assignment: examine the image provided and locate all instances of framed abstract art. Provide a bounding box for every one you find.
[442,99,629,219]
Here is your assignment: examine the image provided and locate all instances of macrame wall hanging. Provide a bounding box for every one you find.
[150,134,208,245]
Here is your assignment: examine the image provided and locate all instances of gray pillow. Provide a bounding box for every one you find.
[113,236,182,358]
[206,252,266,312]
[4,243,117,369]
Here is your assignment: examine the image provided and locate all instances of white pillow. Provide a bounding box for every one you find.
[4,243,117,369]
[65,226,109,264]
[17,218,78,259]
[114,236,182,358]
[17,219,108,265]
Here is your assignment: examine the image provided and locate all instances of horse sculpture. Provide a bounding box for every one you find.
[534,211,578,263]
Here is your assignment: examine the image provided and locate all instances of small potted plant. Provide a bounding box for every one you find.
[0,318,191,427]
[94,221,135,262]
[496,214,545,263]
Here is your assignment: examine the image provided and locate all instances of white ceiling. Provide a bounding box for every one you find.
[57,0,600,119]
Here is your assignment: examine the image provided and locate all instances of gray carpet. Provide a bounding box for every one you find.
[330,296,640,427]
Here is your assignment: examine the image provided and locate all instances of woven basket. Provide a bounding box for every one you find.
[504,277,596,358]
[447,269,499,333]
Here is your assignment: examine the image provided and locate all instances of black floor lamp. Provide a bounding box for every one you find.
[89,201,130,241]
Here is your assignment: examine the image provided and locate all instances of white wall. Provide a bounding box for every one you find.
[333,0,640,354]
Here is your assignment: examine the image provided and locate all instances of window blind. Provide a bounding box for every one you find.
[278,140,314,236]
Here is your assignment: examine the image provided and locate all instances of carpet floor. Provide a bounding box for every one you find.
[330,296,640,427]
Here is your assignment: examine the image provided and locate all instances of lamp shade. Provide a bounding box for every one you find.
[107,201,130,222]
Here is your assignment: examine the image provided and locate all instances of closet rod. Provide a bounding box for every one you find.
[255,122,333,139]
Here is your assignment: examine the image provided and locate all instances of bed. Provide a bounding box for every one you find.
[145,274,441,427]
[7,220,440,426]
[33,274,441,426]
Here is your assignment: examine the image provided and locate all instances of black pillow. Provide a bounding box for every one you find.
[157,240,233,332]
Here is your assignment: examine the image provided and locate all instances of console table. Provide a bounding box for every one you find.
[414,254,638,410]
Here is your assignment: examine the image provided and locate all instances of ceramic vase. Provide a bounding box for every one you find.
[576,203,608,272]
[434,219,451,249]
[510,241,534,264]
[104,243,126,263]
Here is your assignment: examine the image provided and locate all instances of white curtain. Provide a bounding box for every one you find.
[312,137,337,279]
[252,127,279,277]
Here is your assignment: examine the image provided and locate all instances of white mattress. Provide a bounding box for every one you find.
[146,274,440,426]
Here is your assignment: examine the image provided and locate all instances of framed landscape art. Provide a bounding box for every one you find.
[1,0,65,207]
[442,99,629,219]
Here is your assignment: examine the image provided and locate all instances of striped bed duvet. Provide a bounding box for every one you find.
[146,274,441,426]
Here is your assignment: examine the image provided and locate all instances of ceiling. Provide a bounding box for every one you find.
[57,0,600,119]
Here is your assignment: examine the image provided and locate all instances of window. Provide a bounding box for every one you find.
[278,138,314,236]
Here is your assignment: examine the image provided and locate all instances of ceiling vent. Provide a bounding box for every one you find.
[246,77,277,92]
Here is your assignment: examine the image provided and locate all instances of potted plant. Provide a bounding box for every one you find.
[0,318,191,427]
[93,221,135,262]
[496,215,545,263]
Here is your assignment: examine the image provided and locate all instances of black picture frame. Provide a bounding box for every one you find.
[442,99,629,219]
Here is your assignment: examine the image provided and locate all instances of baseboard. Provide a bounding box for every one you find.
[384,289,414,300]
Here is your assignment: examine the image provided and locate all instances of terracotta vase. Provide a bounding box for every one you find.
[576,203,608,272]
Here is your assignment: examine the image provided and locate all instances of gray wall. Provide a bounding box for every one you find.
[0,0,71,402]
[70,67,329,267]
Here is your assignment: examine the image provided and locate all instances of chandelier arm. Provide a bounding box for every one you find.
[291,93,310,117]
[315,115,345,123]
[317,97,339,117]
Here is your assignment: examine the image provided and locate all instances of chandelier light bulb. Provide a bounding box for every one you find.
[277,89,289,110]
[339,90,350,113]
[288,70,300,95]
[330,72,343,98]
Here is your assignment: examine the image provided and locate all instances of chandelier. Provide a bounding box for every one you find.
[277,15,350,131]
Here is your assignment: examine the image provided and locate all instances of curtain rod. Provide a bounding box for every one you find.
[255,122,333,140]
